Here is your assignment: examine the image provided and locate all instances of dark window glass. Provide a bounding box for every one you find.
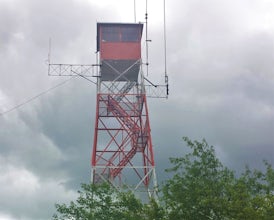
[102,26,120,42]
[121,27,139,42]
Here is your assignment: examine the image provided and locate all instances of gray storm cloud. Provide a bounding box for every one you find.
[0,0,273,219]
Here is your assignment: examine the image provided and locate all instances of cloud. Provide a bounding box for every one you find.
[0,155,77,220]
[149,0,274,178]
[0,0,273,219]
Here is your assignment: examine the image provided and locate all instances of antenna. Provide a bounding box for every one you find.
[47,37,96,78]
[47,38,51,75]
[163,0,169,96]
[141,0,169,98]
[134,0,136,23]
[48,38,51,64]
[145,0,151,76]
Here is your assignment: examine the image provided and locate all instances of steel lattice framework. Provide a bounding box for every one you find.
[90,23,158,199]
[91,91,157,197]
[48,22,168,200]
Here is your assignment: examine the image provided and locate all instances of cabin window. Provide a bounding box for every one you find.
[102,26,120,42]
[121,27,139,42]
[101,26,140,42]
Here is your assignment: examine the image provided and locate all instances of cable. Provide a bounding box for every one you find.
[144,77,157,87]
[0,77,74,117]
[71,70,97,85]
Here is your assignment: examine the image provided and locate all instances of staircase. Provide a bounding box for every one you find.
[114,81,136,102]
[107,95,147,178]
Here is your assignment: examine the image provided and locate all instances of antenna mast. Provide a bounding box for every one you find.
[141,0,169,98]
[145,0,150,76]
[134,0,136,23]
[47,38,51,76]
[164,0,169,96]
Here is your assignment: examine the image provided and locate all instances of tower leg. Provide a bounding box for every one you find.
[91,93,158,201]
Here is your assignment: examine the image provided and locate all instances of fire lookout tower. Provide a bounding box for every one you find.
[92,22,158,198]
[48,2,168,201]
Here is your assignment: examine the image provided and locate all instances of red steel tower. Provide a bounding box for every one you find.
[48,17,168,200]
[91,23,158,198]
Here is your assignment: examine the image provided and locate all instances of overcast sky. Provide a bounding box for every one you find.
[0,0,274,219]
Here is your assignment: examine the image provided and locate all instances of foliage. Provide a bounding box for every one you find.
[162,137,274,220]
[53,137,274,220]
[225,162,274,220]
[52,183,165,220]
[162,137,233,219]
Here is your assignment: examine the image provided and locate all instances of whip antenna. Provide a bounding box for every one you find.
[134,0,136,23]
[145,0,151,76]
[163,0,169,96]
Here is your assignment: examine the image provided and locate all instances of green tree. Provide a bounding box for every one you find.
[162,137,234,220]
[53,183,165,220]
[226,162,274,220]
[53,183,142,220]
[162,137,274,220]
[53,137,274,220]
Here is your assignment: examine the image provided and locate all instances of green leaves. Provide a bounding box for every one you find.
[53,137,274,220]
[162,137,274,220]
[163,137,232,220]
[52,183,165,220]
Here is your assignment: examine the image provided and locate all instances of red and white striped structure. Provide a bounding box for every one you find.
[91,23,158,198]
